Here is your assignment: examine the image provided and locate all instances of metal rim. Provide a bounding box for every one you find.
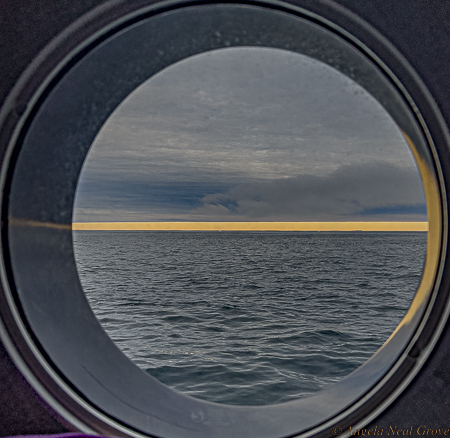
[0,1,448,437]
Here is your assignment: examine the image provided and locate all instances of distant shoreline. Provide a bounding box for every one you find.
[72,221,428,232]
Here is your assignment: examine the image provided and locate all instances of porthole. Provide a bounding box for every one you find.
[0,1,448,437]
[72,45,428,407]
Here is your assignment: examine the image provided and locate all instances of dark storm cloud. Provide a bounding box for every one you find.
[75,179,226,212]
[74,161,426,222]
[191,161,426,221]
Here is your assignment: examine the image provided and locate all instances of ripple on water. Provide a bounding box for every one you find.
[74,231,426,405]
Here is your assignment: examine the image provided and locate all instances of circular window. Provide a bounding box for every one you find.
[72,46,428,407]
[0,2,447,437]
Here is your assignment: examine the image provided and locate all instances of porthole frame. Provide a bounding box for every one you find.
[0,1,449,437]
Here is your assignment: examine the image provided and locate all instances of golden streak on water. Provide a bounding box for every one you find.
[72,221,429,232]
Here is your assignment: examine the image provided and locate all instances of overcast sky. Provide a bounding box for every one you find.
[73,47,426,222]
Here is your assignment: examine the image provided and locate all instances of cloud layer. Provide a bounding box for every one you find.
[191,162,426,221]
[73,47,426,223]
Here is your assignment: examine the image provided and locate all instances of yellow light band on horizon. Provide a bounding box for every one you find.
[72,221,429,232]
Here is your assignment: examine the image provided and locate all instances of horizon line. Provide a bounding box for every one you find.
[72,221,429,232]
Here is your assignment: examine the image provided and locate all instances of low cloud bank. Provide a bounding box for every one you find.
[191,161,426,221]
[74,161,426,222]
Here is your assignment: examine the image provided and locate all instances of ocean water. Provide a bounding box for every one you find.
[73,231,426,406]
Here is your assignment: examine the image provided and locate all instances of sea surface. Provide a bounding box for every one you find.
[73,231,426,406]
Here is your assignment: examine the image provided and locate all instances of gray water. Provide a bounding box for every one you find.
[73,231,426,405]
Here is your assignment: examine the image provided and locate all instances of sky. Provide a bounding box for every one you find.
[73,47,426,223]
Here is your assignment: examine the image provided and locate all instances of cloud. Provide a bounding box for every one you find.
[81,47,416,182]
[73,161,426,222]
[190,162,426,221]
[73,48,426,223]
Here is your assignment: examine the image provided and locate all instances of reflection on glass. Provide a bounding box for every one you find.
[72,47,427,405]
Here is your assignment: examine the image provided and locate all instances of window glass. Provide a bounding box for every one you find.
[73,47,427,406]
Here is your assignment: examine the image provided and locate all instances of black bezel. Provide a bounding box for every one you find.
[0,1,449,437]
